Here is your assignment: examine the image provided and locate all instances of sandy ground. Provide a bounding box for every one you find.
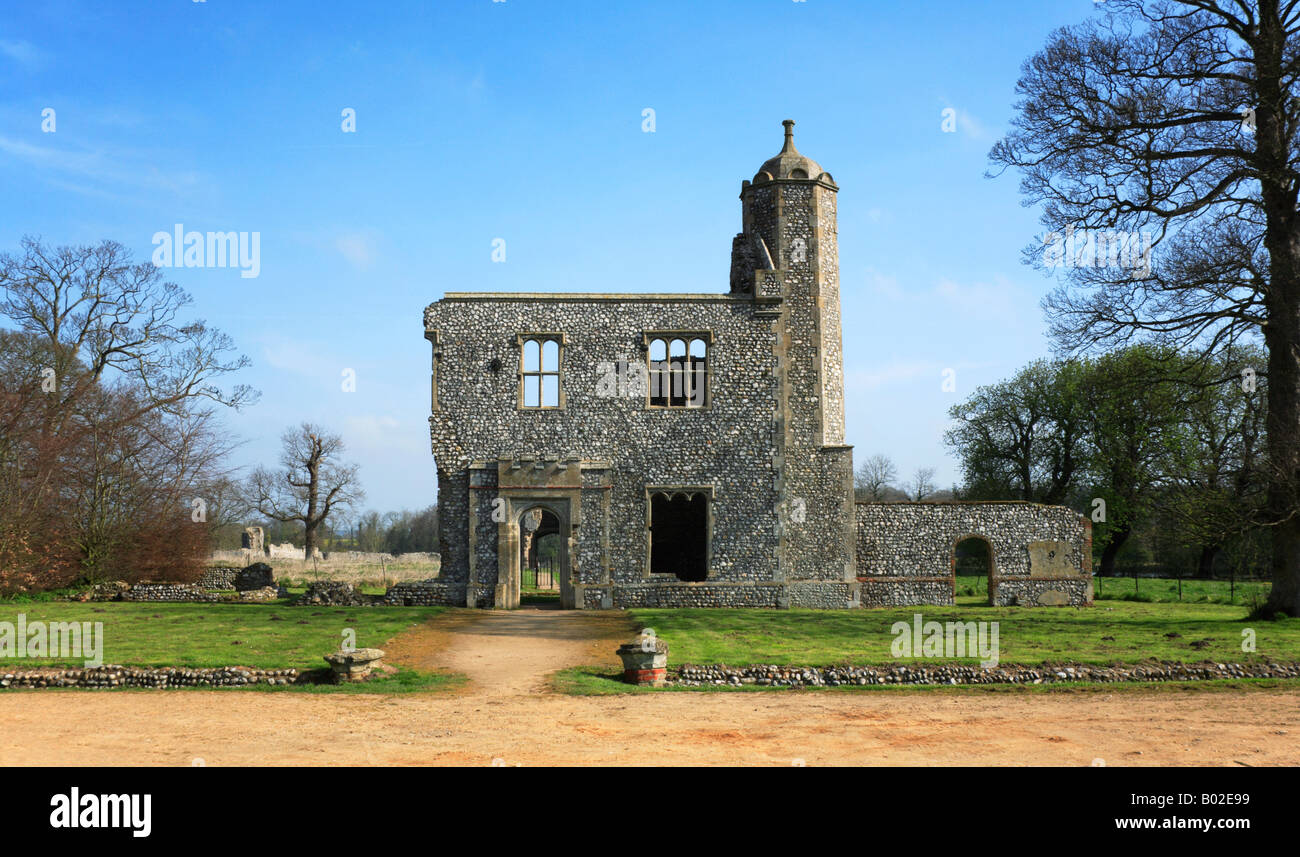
[1,607,1296,766]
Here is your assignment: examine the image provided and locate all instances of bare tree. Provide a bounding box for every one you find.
[990,0,1300,616]
[0,238,254,588]
[60,386,228,582]
[247,424,363,559]
[908,467,938,502]
[0,333,79,591]
[854,454,898,502]
[0,237,256,428]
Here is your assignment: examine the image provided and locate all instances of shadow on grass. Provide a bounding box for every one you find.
[278,666,467,694]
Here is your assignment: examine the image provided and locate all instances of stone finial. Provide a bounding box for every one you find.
[781,119,797,153]
[756,118,827,182]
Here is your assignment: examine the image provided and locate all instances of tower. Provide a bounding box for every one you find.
[732,120,856,595]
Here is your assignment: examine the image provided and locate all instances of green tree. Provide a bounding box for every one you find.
[1078,346,1195,578]
[945,359,1088,503]
[1158,346,1270,577]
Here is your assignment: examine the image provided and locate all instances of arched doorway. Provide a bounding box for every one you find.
[515,504,573,609]
[952,535,995,605]
[520,508,560,604]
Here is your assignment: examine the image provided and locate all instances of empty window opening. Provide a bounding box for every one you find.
[953,536,994,605]
[650,491,708,581]
[521,337,561,407]
[647,336,707,407]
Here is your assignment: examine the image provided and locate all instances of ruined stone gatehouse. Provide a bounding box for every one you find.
[422,121,1093,609]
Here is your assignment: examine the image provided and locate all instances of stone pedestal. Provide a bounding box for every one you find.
[323,648,385,682]
[617,638,669,686]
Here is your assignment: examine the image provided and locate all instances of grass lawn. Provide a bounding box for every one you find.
[625,601,1300,668]
[0,601,447,672]
[521,587,560,606]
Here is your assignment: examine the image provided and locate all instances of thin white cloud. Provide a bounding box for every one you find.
[345,414,401,439]
[957,109,992,142]
[0,135,203,197]
[334,231,378,269]
[0,39,41,69]
[259,336,334,378]
[938,98,994,142]
[933,274,1026,319]
[845,361,938,392]
[865,267,904,300]
[845,359,1000,394]
[861,267,1030,322]
[344,414,426,456]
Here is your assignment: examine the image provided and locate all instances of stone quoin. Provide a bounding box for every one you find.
[422,121,1093,609]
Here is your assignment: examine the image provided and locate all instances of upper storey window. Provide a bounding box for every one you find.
[646,334,708,408]
[519,334,563,408]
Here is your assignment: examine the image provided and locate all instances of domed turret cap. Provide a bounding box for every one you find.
[755,119,832,183]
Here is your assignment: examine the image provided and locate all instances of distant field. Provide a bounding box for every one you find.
[627,601,1299,668]
[231,555,441,590]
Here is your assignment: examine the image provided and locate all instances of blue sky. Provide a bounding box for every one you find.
[0,0,1096,513]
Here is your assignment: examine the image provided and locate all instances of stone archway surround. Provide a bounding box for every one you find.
[497,496,576,609]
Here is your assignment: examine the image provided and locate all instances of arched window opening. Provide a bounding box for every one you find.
[649,491,709,581]
[647,334,708,407]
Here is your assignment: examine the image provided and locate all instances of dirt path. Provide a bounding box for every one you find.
[382,605,632,697]
[1,608,1297,766]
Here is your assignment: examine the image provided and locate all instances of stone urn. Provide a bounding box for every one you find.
[617,637,669,687]
[323,648,385,682]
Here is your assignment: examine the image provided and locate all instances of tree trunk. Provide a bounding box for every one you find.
[1262,304,1300,616]
[1266,517,1300,616]
[1256,3,1300,619]
[1258,237,1300,616]
[1196,544,1220,580]
[304,451,320,561]
[1097,525,1131,579]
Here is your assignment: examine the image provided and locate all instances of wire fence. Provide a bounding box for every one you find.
[1104,564,1270,581]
